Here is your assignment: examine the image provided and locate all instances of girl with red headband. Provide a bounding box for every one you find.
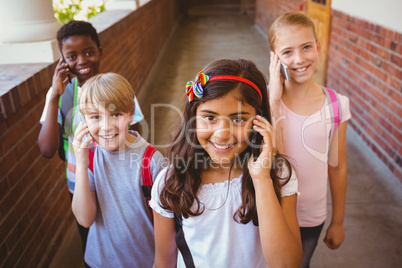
[150,59,302,267]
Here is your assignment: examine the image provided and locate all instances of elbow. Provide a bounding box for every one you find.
[72,203,96,228]
[267,246,303,268]
[37,138,58,158]
[39,147,57,159]
[73,212,95,228]
[77,218,94,229]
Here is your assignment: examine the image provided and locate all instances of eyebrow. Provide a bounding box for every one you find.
[84,108,99,114]
[65,46,95,55]
[199,110,251,116]
[280,41,314,53]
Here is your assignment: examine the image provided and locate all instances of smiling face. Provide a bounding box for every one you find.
[83,102,134,152]
[273,25,320,84]
[61,35,102,86]
[196,91,256,166]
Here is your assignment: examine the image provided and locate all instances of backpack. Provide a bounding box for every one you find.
[267,85,342,141]
[87,140,157,222]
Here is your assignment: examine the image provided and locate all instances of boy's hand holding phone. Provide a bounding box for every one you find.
[51,57,71,98]
[73,122,93,166]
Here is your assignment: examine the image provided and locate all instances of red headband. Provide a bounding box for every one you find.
[186,70,263,103]
[209,75,262,103]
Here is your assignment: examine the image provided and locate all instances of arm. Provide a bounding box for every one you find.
[71,122,97,228]
[268,52,286,154]
[325,121,348,249]
[253,181,302,267]
[153,211,177,268]
[38,58,71,158]
[249,116,302,267]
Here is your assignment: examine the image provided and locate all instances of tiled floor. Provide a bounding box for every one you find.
[50,5,402,268]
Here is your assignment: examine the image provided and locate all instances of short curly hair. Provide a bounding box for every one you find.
[57,20,100,51]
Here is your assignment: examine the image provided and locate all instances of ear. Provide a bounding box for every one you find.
[127,113,134,125]
[316,40,321,54]
[98,47,103,57]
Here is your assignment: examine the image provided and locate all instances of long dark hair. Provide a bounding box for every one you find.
[159,59,291,225]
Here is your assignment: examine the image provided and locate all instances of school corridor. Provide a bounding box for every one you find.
[48,5,402,268]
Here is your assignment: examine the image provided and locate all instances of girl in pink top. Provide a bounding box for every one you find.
[268,12,351,268]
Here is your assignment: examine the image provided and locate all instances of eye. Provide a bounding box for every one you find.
[86,50,95,57]
[112,113,121,118]
[203,115,216,121]
[67,55,76,61]
[232,117,246,123]
[282,50,291,56]
[90,115,99,120]
[304,45,312,50]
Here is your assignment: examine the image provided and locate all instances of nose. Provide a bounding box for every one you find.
[77,54,88,65]
[294,51,305,65]
[213,118,232,142]
[100,116,113,132]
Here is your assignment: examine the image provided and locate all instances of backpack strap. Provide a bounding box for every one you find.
[141,144,157,221]
[88,140,96,173]
[323,86,342,141]
[58,78,78,161]
[174,213,196,268]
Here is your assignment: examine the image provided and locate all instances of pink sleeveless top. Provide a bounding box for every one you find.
[279,94,351,227]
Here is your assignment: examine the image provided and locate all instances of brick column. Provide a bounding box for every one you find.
[0,0,62,64]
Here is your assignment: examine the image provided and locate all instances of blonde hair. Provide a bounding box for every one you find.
[268,12,317,51]
[79,73,135,115]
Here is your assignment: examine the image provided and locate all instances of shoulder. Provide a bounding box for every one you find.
[276,158,299,197]
[150,167,175,218]
[336,92,351,122]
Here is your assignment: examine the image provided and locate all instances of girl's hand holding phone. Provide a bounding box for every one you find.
[268,52,285,104]
[248,115,276,181]
[73,122,92,167]
[51,58,71,98]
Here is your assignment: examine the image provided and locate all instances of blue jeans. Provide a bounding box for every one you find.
[299,222,325,268]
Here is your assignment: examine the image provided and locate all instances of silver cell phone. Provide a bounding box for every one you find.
[280,61,291,81]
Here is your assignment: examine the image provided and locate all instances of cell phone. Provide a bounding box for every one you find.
[61,54,72,83]
[251,128,263,162]
[280,61,291,81]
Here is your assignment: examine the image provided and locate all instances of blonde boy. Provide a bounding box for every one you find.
[72,73,164,267]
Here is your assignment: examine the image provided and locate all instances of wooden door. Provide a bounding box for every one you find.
[306,0,331,86]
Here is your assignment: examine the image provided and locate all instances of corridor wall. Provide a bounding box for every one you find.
[0,0,186,266]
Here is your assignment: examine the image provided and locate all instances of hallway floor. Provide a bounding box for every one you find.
[50,5,402,268]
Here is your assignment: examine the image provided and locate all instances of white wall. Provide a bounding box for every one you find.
[332,0,402,33]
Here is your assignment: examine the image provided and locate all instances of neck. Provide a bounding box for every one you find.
[283,78,320,98]
[202,162,241,184]
[118,132,136,151]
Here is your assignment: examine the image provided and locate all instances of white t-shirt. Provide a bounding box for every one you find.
[279,93,351,227]
[150,166,298,268]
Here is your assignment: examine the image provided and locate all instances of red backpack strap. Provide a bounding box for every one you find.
[323,87,342,140]
[141,144,157,222]
[88,140,96,173]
